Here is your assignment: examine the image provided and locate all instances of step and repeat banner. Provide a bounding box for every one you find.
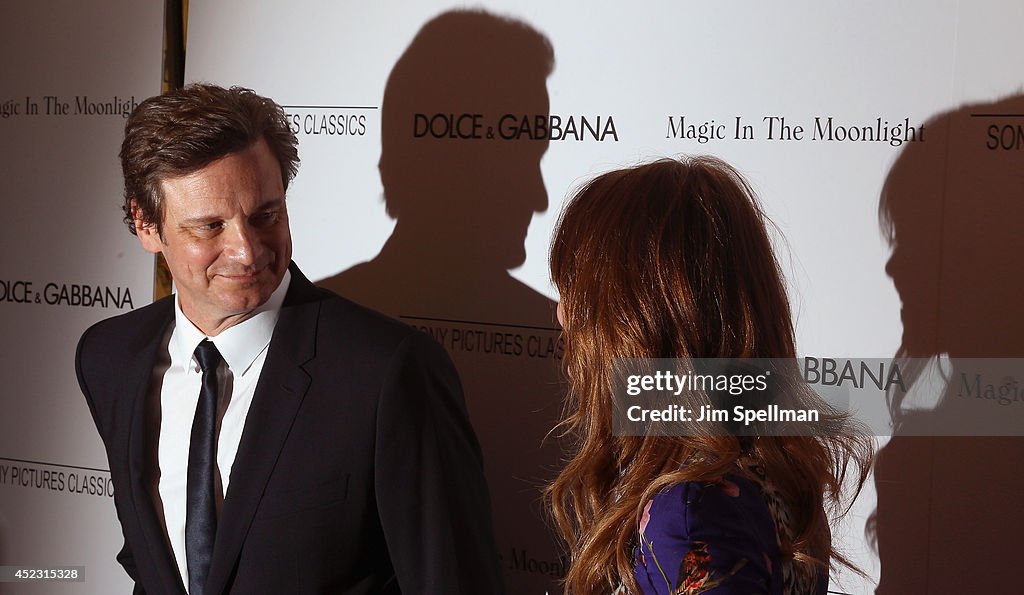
[0,1,162,593]
[184,1,1024,594]
[2,1,1023,593]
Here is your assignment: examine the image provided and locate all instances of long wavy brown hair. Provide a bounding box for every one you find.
[547,156,873,594]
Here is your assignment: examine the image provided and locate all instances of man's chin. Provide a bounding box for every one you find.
[216,287,275,313]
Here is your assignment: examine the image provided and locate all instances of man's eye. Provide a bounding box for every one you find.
[253,211,279,226]
[198,222,223,232]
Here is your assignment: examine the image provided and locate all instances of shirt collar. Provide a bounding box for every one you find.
[169,269,292,375]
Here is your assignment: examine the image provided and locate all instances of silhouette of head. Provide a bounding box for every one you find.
[880,97,1024,359]
[379,10,554,269]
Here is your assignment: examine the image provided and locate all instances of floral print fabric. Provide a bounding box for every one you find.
[631,470,825,594]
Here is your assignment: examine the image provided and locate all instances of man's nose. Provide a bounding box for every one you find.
[224,223,261,265]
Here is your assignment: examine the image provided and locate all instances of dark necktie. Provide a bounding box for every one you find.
[187,339,222,595]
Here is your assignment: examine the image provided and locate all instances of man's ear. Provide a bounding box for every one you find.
[131,200,163,254]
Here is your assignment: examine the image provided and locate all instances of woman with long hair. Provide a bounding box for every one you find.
[548,156,873,594]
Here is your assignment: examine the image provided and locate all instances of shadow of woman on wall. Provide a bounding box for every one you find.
[317,10,567,593]
[872,94,1024,594]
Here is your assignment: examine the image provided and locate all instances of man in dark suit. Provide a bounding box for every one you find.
[75,83,504,594]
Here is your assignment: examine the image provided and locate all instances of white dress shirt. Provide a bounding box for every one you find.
[149,270,290,591]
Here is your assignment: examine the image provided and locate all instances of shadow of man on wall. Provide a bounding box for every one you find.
[318,10,566,593]
[872,94,1024,594]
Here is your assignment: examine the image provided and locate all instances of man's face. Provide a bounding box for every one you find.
[135,138,292,335]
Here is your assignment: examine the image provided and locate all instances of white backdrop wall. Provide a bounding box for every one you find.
[0,1,163,593]
[186,2,1024,594]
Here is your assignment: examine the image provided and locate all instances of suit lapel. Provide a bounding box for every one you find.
[124,299,189,595]
[206,265,320,594]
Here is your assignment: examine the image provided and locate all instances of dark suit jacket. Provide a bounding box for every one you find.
[76,264,505,594]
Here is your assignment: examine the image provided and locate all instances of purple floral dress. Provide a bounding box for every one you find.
[632,461,826,594]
